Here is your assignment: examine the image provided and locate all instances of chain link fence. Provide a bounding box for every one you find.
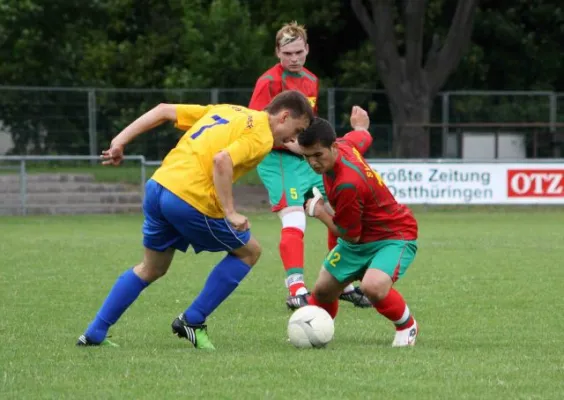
[0,86,562,158]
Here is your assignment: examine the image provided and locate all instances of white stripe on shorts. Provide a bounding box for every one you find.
[204,216,233,251]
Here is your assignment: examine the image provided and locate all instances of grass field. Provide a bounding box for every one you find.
[1,210,563,399]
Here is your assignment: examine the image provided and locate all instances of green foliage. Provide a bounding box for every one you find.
[448,0,564,91]
[1,0,564,155]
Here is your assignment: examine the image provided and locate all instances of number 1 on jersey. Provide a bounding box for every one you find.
[191,115,229,140]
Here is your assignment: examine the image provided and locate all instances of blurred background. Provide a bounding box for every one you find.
[1,0,563,214]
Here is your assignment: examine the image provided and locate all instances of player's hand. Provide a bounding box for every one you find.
[350,105,370,131]
[283,138,303,155]
[226,211,250,232]
[305,197,326,218]
[101,140,125,166]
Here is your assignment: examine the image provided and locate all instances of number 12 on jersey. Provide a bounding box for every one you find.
[326,248,341,267]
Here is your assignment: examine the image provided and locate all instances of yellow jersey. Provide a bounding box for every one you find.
[151,104,273,218]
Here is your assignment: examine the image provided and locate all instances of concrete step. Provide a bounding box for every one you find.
[0,192,142,205]
[0,203,142,216]
[0,173,96,184]
[0,181,139,194]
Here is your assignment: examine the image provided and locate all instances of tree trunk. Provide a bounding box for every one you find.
[391,94,432,158]
[351,0,478,158]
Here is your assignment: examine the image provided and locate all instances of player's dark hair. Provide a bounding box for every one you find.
[298,117,336,149]
[265,90,314,123]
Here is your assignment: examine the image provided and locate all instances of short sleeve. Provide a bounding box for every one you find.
[175,104,213,131]
[224,130,272,168]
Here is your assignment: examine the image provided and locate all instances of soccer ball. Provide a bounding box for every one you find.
[287,305,335,349]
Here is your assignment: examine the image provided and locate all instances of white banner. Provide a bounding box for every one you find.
[367,162,564,204]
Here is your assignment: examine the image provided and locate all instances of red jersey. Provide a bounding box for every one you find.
[249,63,318,112]
[325,130,418,243]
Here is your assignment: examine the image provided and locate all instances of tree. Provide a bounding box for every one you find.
[0,0,275,157]
[351,0,479,157]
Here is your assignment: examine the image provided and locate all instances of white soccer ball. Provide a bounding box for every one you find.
[287,305,335,349]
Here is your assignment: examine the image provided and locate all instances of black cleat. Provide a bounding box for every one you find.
[339,287,372,308]
[171,314,215,350]
[76,334,119,347]
[286,294,309,310]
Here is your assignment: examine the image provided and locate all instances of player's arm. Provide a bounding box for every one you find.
[214,127,272,230]
[212,150,239,223]
[343,105,373,155]
[308,187,362,243]
[248,78,275,111]
[101,103,211,166]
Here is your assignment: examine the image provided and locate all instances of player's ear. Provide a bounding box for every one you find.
[331,142,339,153]
[279,110,290,123]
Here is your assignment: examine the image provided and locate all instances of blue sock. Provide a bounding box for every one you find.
[184,255,251,325]
[85,268,149,343]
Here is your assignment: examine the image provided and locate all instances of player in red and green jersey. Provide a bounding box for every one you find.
[298,107,419,347]
[249,21,371,310]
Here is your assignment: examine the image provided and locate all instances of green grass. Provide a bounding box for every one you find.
[1,210,563,399]
[0,164,263,186]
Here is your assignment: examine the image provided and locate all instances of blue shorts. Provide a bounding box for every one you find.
[142,179,251,253]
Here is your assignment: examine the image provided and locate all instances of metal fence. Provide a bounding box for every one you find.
[1,86,564,158]
[0,155,147,215]
[2,155,563,216]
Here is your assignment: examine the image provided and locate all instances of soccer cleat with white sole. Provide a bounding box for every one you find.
[76,334,119,347]
[286,294,309,310]
[171,313,215,350]
[392,321,418,347]
[339,287,372,308]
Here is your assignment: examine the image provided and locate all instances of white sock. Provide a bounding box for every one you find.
[343,283,355,294]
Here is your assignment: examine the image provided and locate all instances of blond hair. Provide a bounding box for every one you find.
[275,21,308,49]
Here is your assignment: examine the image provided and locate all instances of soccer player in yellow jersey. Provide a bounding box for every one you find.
[77,90,314,349]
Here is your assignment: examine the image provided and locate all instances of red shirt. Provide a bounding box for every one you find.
[249,64,318,150]
[325,131,418,242]
[249,63,318,111]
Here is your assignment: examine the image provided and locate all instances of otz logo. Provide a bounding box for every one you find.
[507,170,564,197]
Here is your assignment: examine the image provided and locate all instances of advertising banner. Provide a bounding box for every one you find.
[367,162,564,204]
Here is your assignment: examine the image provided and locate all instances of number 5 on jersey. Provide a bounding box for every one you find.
[326,248,341,267]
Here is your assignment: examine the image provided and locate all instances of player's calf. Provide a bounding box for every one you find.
[279,209,308,297]
[307,292,338,319]
[361,270,418,346]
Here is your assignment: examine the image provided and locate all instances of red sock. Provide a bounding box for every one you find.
[308,293,339,319]
[327,229,338,251]
[373,288,414,330]
[280,227,306,296]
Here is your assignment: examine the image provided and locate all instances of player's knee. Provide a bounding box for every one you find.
[249,242,262,266]
[312,288,335,304]
[232,238,262,267]
[133,261,168,282]
[312,283,339,304]
[135,247,175,282]
[359,280,390,303]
